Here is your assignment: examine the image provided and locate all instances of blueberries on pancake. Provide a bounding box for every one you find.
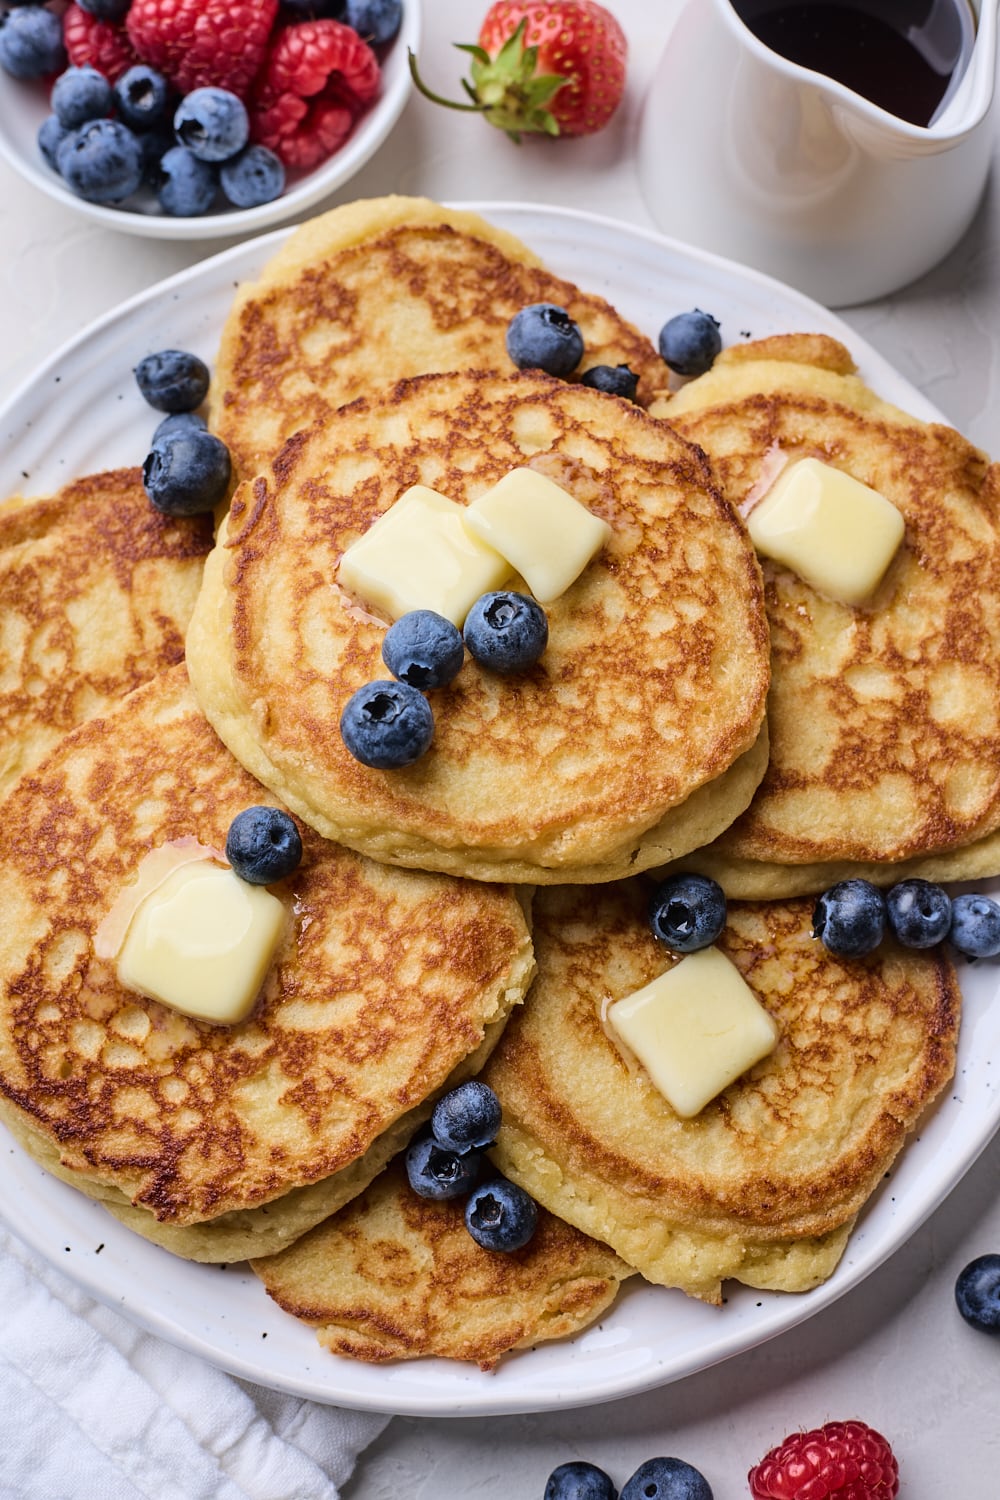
[885,878,951,949]
[506,303,584,378]
[226,806,302,884]
[463,590,548,674]
[142,427,231,515]
[658,309,722,377]
[580,363,639,402]
[431,1080,502,1153]
[381,610,465,690]
[465,1175,538,1253]
[340,679,435,768]
[648,872,726,953]
[812,879,886,957]
[405,1132,483,1201]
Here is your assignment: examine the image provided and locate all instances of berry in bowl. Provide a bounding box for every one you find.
[0,0,419,238]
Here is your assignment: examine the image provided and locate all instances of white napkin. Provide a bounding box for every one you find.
[0,1225,390,1500]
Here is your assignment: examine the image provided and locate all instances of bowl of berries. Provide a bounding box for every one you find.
[0,0,418,238]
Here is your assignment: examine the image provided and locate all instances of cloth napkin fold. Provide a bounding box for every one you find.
[0,1225,390,1500]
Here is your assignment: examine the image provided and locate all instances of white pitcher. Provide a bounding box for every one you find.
[636,0,999,305]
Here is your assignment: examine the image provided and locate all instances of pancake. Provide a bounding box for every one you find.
[483,880,959,1304]
[0,467,212,797]
[186,368,771,884]
[210,195,667,476]
[651,334,1000,896]
[251,1157,633,1370]
[0,665,534,1262]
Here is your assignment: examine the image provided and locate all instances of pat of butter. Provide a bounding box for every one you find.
[606,946,779,1118]
[117,861,285,1026]
[337,484,511,626]
[747,456,904,606]
[463,467,612,603]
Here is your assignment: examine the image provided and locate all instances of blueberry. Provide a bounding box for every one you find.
[579,364,639,402]
[465,1176,538,1253]
[812,879,886,958]
[51,66,113,130]
[955,1253,1000,1332]
[340,679,435,769]
[219,144,286,208]
[885,878,952,949]
[174,87,249,162]
[431,1081,502,1153]
[463,591,548,674]
[56,119,144,204]
[142,428,232,516]
[138,127,176,184]
[405,1132,483,1201]
[225,806,303,884]
[545,1461,618,1500]
[113,65,173,133]
[152,411,208,443]
[949,892,1000,958]
[658,310,722,377]
[648,873,727,953]
[38,114,68,172]
[620,1457,713,1500]
[155,144,218,216]
[381,610,465,690]
[134,349,210,413]
[344,0,403,46]
[77,0,132,19]
[0,6,66,80]
[506,304,584,378]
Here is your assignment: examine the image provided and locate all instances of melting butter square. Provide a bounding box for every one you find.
[747,456,904,606]
[337,484,510,626]
[606,946,779,1118]
[117,862,285,1025]
[464,467,612,603]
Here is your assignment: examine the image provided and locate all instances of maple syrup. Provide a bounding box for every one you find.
[732,0,977,126]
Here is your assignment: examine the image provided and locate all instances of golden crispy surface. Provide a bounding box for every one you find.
[0,469,211,796]
[651,337,1000,890]
[251,1158,632,1369]
[0,666,534,1257]
[484,881,959,1303]
[210,196,667,475]
[187,369,770,883]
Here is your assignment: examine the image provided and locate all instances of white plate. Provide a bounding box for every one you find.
[0,204,997,1418]
[0,2,419,240]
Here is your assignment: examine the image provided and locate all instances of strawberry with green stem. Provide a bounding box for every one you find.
[409,0,627,142]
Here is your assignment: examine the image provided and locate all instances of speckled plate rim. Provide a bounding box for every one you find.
[0,203,996,1418]
[0,0,420,241]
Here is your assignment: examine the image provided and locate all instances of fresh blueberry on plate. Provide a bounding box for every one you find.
[226,806,303,884]
[949,892,1000,958]
[812,879,886,958]
[142,427,231,515]
[0,6,66,80]
[56,119,144,204]
[220,145,286,209]
[430,1081,502,1153]
[340,679,435,768]
[135,349,211,413]
[885,878,951,948]
[658,309,722,377]
[113,65,173,133]
[174,87,250,162]
[648,873,726,953]
[345,0,403,46]
[155,144,219,217]
[463,591,548,674]
[465,1176,538,1252]
[51,65,113,130]
[506,303,584,378]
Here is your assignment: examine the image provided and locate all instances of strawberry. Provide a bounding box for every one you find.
[748,1421,900,1500]
[63,3,140,83]
[249,20,381,173]
[409,0,627,141]
[125,0,280,99]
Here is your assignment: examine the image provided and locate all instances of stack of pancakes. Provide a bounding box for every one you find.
[0,197,977,1370]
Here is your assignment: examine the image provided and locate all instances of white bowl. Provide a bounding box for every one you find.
[0,1,420,239]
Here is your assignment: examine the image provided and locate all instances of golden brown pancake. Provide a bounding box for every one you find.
[0,665,534,1262]
[186,367,771,884]
[0,468,211,797]
[210,195,667,476]
[251,1158,632,1369]
[651,334,1000,896]
[483,880,959,1303]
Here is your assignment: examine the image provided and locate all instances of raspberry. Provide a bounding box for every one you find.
[748,1421,899,1500]
[126,0,279,99]
[63,3,139,83]
[249,20,380,171]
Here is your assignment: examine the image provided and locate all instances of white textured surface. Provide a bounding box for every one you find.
[1,0,999,1494]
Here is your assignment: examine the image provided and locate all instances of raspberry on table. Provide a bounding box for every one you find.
[126,0,280,98]
[249,19,381,171]
[748,1420,899,1500]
